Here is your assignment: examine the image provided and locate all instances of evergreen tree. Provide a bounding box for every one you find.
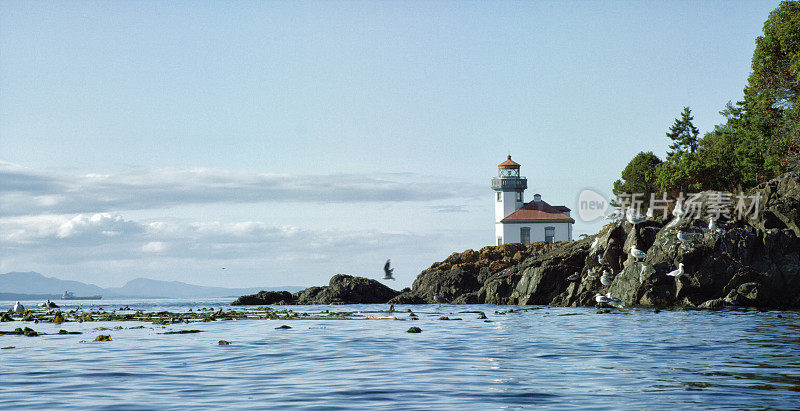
[665,107,700,163]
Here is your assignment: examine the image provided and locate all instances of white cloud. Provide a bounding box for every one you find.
[0,162,484,216]
[141,241,169,252]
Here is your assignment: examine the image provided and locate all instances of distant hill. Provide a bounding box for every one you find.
[0,271,303,300]
[0,272,105,296]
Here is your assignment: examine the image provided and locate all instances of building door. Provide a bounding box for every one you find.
[520,227,530,245]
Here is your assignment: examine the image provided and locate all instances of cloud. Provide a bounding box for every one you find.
[0,212,432,264]
[0,162,484,216]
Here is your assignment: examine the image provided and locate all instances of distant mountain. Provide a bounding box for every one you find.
[0,272,104,296]
[0,272,303,300]
[103,277,303,298]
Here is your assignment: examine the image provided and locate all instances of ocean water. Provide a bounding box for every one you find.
[1,298,799,409]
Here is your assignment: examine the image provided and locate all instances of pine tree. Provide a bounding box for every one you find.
[666,107,700,163]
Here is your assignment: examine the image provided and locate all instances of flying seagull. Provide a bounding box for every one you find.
[383,259,395,280]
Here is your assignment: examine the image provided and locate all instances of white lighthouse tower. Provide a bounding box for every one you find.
[492,155,574,245]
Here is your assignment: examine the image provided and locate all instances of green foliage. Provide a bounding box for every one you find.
[613,152,662,202]
[613,2,800,195]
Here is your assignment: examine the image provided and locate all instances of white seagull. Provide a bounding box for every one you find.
[600,271,613,286]
[595,293,623,306]
[12,301,25,314]
[598,255,608,266]
[677,231,693,244]
[604,209,625,221]
[626,209,647,226]
[673,199,685,218]
[630,245,647,262]
[666,263,685,278]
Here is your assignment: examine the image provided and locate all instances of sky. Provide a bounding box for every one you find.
[0,0,781,289]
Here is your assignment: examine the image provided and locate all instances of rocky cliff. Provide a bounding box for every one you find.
[396,171,800,308]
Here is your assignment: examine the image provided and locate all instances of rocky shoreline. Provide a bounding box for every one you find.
[233,171,800,309]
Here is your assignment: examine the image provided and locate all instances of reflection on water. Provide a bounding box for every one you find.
[1,299,799,408]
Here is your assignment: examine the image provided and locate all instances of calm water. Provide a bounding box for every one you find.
[1,298,799,409]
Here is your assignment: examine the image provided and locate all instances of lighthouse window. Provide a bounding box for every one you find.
[520,227,530,245]
[497,236,503,245]
[496,192,502,202]
[516,191,523,202]
[545,226,555,243]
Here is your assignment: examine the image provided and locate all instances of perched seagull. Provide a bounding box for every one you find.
[595,293,623,306]
[383,259,395,280]
[666,263,685,278]
[673,199,685,218]
[626,209,647,226]
[587,268,600,278]
[630,245,647,262]
[665,200,686,229]
[590,237,600,252]
[708,216,717,231]
[600,271,613,286]
[605,293,623,305]
[677,231,693,244]
[12,301,24,314]
[38,300,59,309]
[598,255,608,266]
[567,272,580,282]
[604,209,625,221]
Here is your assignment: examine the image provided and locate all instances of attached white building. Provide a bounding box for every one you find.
[492,155,574,245]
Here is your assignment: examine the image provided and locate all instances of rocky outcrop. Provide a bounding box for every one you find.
[231,291,294,306]
[293,274,400,304]
[232,274,400,305]
[388,242,565,304]
[398,171,800,309]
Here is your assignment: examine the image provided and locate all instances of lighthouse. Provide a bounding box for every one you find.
[492,156,574,245]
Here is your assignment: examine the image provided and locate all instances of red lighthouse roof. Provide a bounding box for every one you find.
[501,200,575,223]
[498,155,520,169]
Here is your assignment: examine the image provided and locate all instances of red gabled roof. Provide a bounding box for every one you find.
[502,199,575,223]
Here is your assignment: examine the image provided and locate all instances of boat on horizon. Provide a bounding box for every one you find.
[61,290,102,300]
